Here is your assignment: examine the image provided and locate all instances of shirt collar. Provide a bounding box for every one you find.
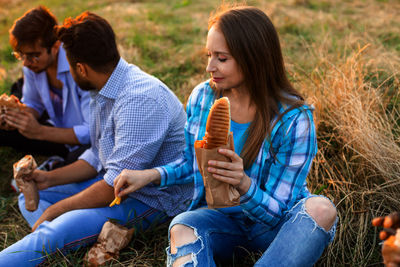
[57,45,70,74]
[98,57,128,100]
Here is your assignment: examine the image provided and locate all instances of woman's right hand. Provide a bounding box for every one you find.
[113,169,161,198]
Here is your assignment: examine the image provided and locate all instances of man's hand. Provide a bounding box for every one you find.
[0,112,16,130]
[26,169,53,190]
[4,109,43,139]
[372,212,400,240]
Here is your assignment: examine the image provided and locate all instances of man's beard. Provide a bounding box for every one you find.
[74,75,96,91]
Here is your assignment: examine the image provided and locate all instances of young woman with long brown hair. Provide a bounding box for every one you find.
[114,4,337,266]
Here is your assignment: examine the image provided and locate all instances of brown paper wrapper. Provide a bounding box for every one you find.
[195,133,240,208]
[13,155,39,211]
[84,221,135,267]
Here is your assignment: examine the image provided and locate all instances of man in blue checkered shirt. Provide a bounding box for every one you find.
[0,12,193,266]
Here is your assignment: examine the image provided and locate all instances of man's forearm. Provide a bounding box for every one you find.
[32,180,114,231]
[38,125,80,145]
[48,159,98,187]
[59,180,115,212]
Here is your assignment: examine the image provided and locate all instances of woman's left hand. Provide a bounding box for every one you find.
[207,148,251,195]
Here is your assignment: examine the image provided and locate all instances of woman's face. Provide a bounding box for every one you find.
[206,26,244,92]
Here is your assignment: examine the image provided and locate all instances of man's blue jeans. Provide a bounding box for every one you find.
[0,176,167,267]
[167,195,337,267]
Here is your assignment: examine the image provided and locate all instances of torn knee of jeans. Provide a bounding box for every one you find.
[167,229,204,267]
[290,201,337,242]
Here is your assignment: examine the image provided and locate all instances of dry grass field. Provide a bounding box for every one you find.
[0,0,399,266]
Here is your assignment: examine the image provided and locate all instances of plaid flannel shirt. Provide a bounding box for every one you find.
[157,80,317,228]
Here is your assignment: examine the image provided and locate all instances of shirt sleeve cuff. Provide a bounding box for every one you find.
[103,169,121,187]
[73,125,90,144]
[154,167,167,188]
[79,148,103,172]
[240,178,258,206]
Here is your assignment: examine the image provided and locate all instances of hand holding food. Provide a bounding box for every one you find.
[112,169,161,205]
[0,93,26,110]
[4,107,43,139]
[194,97,240,208]
[13,155,39,211]
[0,93,25,130]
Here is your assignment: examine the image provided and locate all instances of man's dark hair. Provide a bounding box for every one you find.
[9,6,58,51]
[56,12,120,74]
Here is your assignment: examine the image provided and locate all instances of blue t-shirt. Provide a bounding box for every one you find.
[230,119,251,156]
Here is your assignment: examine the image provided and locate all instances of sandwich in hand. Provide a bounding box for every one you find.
[0,93,26,129]
[0,93,26,110]
[13,155,39,212]
[194,97,240,208]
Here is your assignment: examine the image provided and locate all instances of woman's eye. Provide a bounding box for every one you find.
[218,58,227,62]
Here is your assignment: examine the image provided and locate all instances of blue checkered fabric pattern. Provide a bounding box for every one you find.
[157,81,317,227]
[79,58,193,216]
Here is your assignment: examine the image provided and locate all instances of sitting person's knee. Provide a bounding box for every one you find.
[305,197,337,231]
[170,224,197,267]
[170,224,196,252]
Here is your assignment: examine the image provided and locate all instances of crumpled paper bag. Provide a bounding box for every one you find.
[84,221,135,267]
[13,155,38,211]
[195,133,240,209]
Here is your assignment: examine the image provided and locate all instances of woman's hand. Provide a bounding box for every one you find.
[113,169,161,198]
[207,148,251,195]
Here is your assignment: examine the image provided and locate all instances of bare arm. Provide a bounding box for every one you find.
[32,180,114,231]
[31,159,98,190]
[33,125,80,144]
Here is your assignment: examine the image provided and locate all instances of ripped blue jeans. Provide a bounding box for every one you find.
[167,195,337,267]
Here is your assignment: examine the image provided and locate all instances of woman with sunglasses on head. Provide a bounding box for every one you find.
[114,4,337,266]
